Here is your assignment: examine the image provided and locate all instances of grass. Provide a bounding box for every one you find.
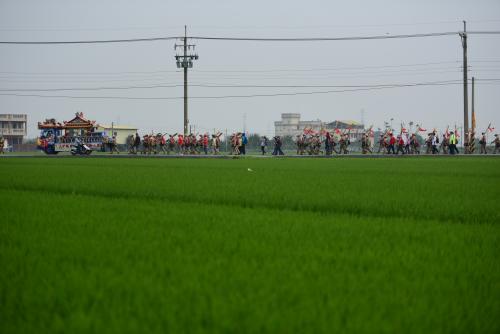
[0,157,499,333]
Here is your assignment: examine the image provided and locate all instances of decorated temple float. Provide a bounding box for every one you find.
[37,112,104,154]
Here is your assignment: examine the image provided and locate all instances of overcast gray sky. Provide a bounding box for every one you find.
[1,0,499,138]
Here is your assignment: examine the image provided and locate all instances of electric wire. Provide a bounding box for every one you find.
[0,80,493,100]
[0,60,496,77]
[1,78,498,93]
[1,31,500,44]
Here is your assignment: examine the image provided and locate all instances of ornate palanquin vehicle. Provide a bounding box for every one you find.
[37,112,103,154]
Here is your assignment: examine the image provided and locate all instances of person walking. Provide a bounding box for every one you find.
[110,135,119,154]
[404,133,410,154]
[260,136,268,155]
[387,133,396,154]
[133,133,140,154]
[431,133,439,154]
[272,136,284,155]
[441,134,449,154]
[448,131,459,155]
[202,134,209,155]
[396,135,405,155]
[479,132,487,154]
[425,133,433,154]
[240,133,248,155]
[492,134,500,154]
[377,134,386,154]
[0,136,4,154]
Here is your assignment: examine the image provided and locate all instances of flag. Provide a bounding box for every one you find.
[472,111,476,130]
[303,127,315,135]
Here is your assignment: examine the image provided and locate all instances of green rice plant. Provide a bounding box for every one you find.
[0,157,499,333]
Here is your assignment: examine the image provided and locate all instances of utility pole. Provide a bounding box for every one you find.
[471,76,475,131]
[460,21,469,133]
[175,26,198,136]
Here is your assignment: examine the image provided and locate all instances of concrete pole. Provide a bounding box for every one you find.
[461,21,469,133]
[183,25,188,137]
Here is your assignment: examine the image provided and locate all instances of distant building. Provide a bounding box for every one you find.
[325,120,365,141]
[0,114,27,145]
[95,124,138,145]
[274,113,364,141]
[274,113,322,137]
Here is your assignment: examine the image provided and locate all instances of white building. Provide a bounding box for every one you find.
[274,113,323,137]
[0,114,27,145]
[96,124,138,145]
[274,113,364,141]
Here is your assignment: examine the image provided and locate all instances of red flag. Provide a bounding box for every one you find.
[303,127,315,135]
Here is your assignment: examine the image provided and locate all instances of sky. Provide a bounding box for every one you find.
[0,0,499,138]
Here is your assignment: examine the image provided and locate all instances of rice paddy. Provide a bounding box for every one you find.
[1,157,499,333]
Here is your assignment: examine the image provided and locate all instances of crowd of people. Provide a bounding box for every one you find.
[295,133,355,155]
[86,127,500,156]
[123,132,224,155]
[291,127,500,156]
[26,129,500,157]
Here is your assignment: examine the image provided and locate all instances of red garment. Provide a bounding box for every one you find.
[389,136,396,145]
[178,136,184,145]
[203,136,209,146]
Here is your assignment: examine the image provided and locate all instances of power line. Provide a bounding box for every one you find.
[1,31,500,45]
[0,68,468,83]
[0,36,180,45]
[9,79,500,92]
[190,32,459,41]
[0,80,492,100]
[189,31,500,41]
[4,66,498,84]
[0,67,463,80]
[0,60,497,77]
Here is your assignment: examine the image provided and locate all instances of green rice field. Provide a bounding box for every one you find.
[1,157,499,333]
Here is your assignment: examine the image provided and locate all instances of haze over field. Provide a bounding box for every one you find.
[0,0,499,137]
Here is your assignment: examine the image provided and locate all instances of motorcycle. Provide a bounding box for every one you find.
[70,139,92,155]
